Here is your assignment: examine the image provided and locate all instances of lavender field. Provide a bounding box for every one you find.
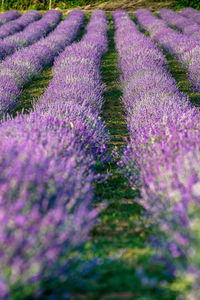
[0,6,200,300]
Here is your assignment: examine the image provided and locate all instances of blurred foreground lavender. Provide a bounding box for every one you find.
[113,9,200,298]
[0,9,109,299]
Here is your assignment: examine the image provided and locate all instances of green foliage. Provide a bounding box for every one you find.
[4,0,46,10]
[152,0,200,9]
[173,0,200,9]
[2,0,106,10]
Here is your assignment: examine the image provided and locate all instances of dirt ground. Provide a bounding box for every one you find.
[81,0,173,12]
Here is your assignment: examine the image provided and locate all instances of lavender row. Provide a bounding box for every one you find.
[37,9,109,161]
[135,9,200,93]
[0,10,109,299]
[0,10,21,26]
[0,8,81,116]
[158,9,200,42]
[0,9,61,62]
[113,9,200,297]
[0,10,41,39]
[180,7,200,25]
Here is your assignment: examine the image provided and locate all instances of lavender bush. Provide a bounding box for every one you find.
[135,9,200,94]
[113,9,200,298]
[158,9,200,41]
[0,10,61,63]
[36,9,109,161]
[0,10,21,26]
[180,7,200,25]
[0,113,99,300]
[0,9,85,117]
[0,9,109,299]
[0,10,41,39]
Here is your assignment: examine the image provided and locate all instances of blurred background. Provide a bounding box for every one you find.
[1,0,200,11]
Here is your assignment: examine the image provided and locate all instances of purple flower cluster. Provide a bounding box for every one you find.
[180,7,200,25]
[0,10,41,39]
[0,10,61,62]
[0,10,21,26]
[0,9,84,116]
[135,9,200,92]
[0,9,109,299]
[0,113,99,299]
[113,9,200,295]
[158,9,200,41]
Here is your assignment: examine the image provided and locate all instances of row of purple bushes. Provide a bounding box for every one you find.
[0,10,21,26]
[0,10,61,63]
[0,9,109,299]
[37,10,109,162]
[181,7,200,24]
[135,9,200,95]
[0,9,66,116]
[0,10,41,39]
[113,9,200,298]
[158,8,200,38]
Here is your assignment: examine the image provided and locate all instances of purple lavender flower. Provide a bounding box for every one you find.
[0,10,21,26]
[0,10,41,39]
[180,7,200,25]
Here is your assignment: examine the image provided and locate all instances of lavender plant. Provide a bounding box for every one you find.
[113,9,200,298]
[0,9,85,117]
[0,113,99,299]
[135,9,200,94]
[0,10,41,39]
[180,7,200,25]
[0,10,61,63]
[36,9,109,161]
[0,9,109,299]
[0,10,21,26]
[158,9,200,41]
